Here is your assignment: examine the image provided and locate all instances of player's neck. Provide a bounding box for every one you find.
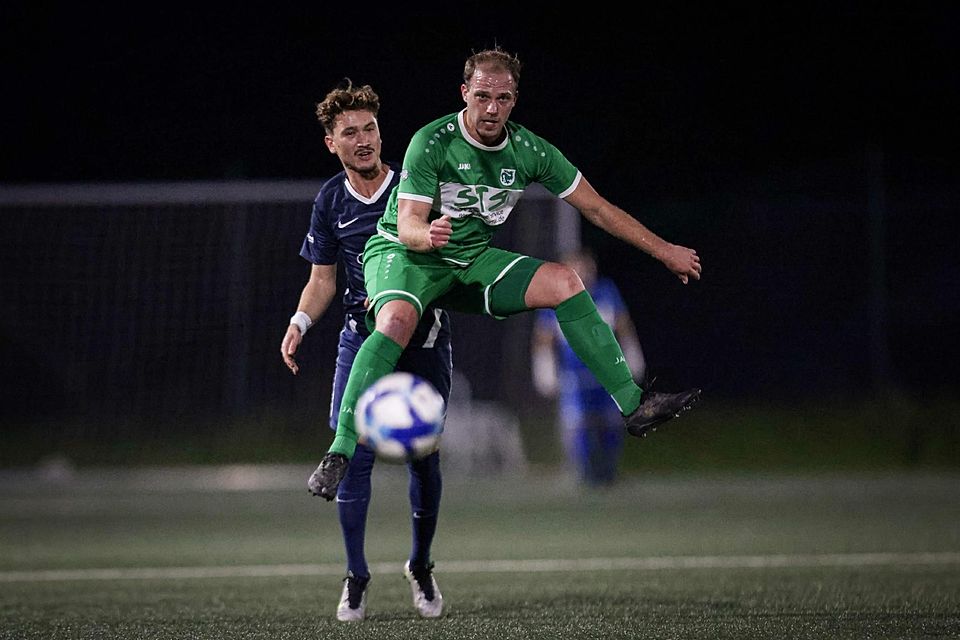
[345,162,388,199]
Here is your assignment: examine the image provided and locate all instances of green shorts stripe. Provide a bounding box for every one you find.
[369,289,424,316]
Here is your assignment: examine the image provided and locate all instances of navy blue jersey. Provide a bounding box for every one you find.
[300,165,399,316]
[299,164,451,344]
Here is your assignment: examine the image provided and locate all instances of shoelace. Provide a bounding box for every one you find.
[410,563,435,601]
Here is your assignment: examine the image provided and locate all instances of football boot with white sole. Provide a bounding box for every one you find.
[403,560,443,618]
[336,572,369,622]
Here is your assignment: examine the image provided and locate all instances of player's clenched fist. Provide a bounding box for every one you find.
[428,215,452,249]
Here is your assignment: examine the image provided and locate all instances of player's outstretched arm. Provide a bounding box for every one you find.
[281,263,338,375]
[564,178,702,284]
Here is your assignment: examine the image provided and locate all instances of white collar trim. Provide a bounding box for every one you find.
[344,168,395,205]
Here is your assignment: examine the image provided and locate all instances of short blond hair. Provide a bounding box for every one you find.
[463,47,522,89]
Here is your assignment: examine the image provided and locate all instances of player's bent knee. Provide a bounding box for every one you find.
[375,299,419,344]
[527,262,585,308]
[553,263,586,297]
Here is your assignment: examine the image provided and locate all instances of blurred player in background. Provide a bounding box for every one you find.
[532,247,646,486]
[310,46,702,510]
[282,81,448,621]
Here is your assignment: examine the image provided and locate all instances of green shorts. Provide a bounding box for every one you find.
[362,233,544,331]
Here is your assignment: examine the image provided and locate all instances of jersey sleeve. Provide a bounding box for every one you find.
[298,195,339,265]
[529,133,580,198]
[398,124,444,204]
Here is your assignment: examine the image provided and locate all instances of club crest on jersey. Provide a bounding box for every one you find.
[500,168,516,186]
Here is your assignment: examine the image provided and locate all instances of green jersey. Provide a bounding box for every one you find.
[375,110,581,266]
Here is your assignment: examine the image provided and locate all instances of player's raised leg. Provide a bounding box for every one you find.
[522,261,700,436]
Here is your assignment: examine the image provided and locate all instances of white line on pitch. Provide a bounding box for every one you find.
[2,552,959,583]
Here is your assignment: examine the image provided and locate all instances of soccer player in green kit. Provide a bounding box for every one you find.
[310,46,703,503]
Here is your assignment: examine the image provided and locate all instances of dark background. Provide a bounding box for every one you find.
[4,6,957,186]
[2,5,958,464]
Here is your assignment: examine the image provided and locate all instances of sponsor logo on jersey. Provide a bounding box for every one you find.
[400,170,409,181]
[337,217,360,228]
[500,168,516,186]
[458,163,471,170]
[438,182,524,225]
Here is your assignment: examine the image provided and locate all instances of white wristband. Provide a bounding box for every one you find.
[290,311,312,336]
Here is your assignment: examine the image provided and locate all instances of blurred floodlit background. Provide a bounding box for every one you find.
[1,6,957,474]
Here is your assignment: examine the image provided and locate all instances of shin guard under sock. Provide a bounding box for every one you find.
[555,290,643,414]
[329,331,403,458]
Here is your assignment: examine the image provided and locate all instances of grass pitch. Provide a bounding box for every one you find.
[1,465,958,639]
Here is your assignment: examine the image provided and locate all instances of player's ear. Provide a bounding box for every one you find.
[324,135,336,154]
[461,84,469,103]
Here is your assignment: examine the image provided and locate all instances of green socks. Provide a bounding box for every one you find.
[329,331,404,458]
[555,290,643,415]
[329,291,640,459]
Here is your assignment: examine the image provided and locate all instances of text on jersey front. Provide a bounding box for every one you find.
[437,182,524,226]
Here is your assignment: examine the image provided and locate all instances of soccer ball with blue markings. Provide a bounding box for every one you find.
[355,372,445,463]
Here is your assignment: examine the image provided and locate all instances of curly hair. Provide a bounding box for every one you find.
[463,46,522,89]
[315,79,380,134]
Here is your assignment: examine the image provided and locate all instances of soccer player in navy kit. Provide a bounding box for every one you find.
[282,81,448,621]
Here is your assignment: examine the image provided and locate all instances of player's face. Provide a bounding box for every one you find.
[326,110,382,176]
[461,66,517,145]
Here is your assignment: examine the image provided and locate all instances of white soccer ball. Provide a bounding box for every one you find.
[355,372,446,464]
